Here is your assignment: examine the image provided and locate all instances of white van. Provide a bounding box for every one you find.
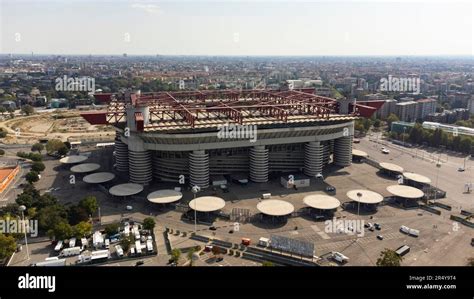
[332,252,349,263]
[400,225,410,234]
[105,239,110,249]
[54,240,63,252]
[262,193,271,199]
[258,237,270,247]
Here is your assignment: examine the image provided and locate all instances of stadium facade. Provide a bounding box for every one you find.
[82,89,380,188]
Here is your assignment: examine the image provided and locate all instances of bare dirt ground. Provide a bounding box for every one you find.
[0,110,114,144]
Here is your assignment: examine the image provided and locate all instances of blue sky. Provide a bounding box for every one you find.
[1,0,472,56]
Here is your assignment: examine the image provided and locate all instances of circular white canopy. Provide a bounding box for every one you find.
[257,199,295,216]
[147,189,183,204]
[386,185,424,199]
[109,183,143,197]
[70,163,100,173]
[59,155,88,164]
[83,172,115,184]
[189,196,225,212]
[379,162,404,173]
[347,189,384,204]
[403,172,432,184]
[303,194,341,210]
[352,149,368,158]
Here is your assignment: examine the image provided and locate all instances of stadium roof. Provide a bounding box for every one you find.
[82,89,374,131]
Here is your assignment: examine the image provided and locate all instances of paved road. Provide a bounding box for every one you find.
[356,135,474,210]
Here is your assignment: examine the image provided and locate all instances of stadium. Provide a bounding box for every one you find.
[81,89,380,188]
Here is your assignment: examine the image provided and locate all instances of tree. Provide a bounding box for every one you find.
[57,145,69,156]
[67,205,89,225]
[25,171,39,184]
[187,248,196,266]
[143,217,156,231]
[31,161,45,173]
[386,113,400,130]
[46,139,66,154]
[35,194,57,209]
[79,196,98,215]
[0,149,4,156]
[48,221,73,240]
[211,245,221,257]
[262,261,275,266]
[119,234,132,252]
[171,248,181,264]
[37,204,68,232]
[0,106,6,115]
[21,104,34,116]
[16,193,34,207]
[376,249,403,266]
[31,143,44,154]
[104,223,120,236]
[373,119,381,129]
[0,129,6,138]
[73,221,92,238]
[0,234,17,260]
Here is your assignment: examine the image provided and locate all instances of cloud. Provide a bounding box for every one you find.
[131,3,162,14]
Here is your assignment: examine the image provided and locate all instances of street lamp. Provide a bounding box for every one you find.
[191,185,201,234]
[356,192,362,216]
[18,205,29,261]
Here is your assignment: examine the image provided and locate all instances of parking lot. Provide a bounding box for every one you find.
[9,142,474,266]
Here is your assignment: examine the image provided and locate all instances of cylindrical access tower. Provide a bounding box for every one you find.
[128,150,152,184]
[322,142,331,166]
[333,136,353,167]
[114,131,129,172]
[304,142,324,176]
[249,145,269,183]
[189,150,210,188]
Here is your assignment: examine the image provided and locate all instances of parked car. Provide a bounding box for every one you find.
[458,167,465,172]
[209,226,217,231]
[135,261,144,266]
[374,223,381,230]
[377,235,384,240]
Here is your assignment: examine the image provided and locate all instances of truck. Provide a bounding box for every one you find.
[135,241,142,254]
[59,246,82,257]
[146,240,153,253]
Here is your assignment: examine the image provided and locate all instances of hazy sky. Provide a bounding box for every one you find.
[1,0,472,56]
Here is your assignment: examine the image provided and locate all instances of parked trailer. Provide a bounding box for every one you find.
[34,258,66,267]
[59,246,82,257]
